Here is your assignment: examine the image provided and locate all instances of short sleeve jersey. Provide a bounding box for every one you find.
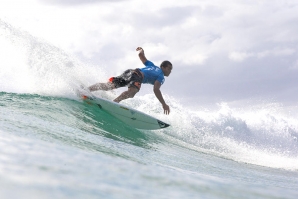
[139,60,165,85]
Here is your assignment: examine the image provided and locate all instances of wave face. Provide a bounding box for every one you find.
[1,20,298,199]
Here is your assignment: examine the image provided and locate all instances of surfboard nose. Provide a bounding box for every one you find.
[82,95,88,100]
[158,120,170,128]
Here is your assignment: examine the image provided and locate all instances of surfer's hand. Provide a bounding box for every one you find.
[136,47,145,55]
[162,103,170,115]
[136,47,143,52]
[136,47,147,64]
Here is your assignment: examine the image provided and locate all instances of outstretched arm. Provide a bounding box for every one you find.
[153,80,170,115]
[136,47,147,64]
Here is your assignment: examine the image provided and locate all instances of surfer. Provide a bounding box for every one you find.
[88,47,172,115]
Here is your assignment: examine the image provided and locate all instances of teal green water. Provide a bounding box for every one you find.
[1,92,298,199]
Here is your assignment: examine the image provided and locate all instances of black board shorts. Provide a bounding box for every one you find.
[109,69,143,90]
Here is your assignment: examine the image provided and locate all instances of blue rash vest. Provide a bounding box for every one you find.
[139,60,165,85]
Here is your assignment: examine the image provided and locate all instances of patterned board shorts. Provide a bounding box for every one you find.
[109,69,143,90]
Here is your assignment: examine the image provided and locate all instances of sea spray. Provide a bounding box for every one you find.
[0,19,105,97]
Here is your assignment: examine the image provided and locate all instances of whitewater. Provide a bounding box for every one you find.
[1,20,298,199]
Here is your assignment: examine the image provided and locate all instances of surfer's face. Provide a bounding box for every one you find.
[162,65,172,77]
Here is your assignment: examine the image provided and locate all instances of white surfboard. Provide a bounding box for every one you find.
[80,94,170,130]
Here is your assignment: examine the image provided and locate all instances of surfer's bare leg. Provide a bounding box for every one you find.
[88,82,115,92]
[113,87,138,103]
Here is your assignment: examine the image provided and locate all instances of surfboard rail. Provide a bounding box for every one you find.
[81,94,170,130]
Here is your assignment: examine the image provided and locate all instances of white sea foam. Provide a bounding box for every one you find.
[152,100,298,170]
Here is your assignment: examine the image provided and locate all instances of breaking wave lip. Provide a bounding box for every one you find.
[1,19,298,171]
[151,100,298,171]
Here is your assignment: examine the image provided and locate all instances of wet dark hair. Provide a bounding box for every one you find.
[160,60,172,68]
